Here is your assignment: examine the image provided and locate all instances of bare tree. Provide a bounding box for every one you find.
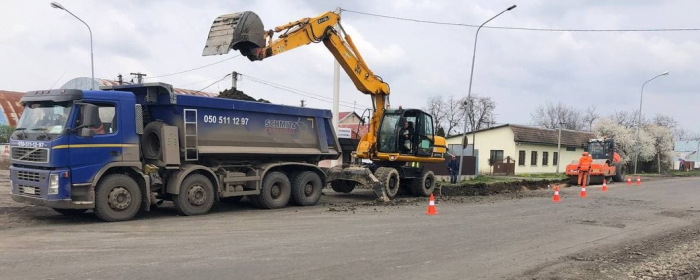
[653,114,677,129]
[423,96,446,132]
[530,101,585,130]
[582,105,597,131]
[443,95,466,136]
[609,110,640,128]
[464,94,496,132]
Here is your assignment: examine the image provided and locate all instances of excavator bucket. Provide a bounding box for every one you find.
[202,11,266,60]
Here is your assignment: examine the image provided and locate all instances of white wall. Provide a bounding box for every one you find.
[446,126,586,174]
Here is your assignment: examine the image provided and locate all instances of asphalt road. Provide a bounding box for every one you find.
[1,176,700,280]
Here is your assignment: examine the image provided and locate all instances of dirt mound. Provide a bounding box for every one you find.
[439,179,565,197]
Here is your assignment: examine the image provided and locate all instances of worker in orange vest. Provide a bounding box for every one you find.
[578,152,593,186]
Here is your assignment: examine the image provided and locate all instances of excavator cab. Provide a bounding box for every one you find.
[377,109,436,157]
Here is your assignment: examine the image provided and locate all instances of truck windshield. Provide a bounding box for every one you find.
[16,102,73,134]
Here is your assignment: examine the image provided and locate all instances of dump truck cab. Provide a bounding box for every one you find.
[10,88,140,211]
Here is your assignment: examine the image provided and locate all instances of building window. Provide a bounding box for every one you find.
[518,150,525,166]
[490,150,504,163]
[566,147,576,152]
[542,152,549,166]
[531,151,538,166]
[553,152,559,166]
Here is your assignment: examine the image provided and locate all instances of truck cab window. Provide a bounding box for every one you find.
[76,103,117,135]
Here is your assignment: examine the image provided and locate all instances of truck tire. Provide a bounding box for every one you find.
[330,180,355,193]
[291,171,323,206]
[254,171,291,209]
[375,167,400,199]
[173,174,215,216]
[142,121,164,160]
[94,174,142,222]
[613,165,626,182]
[53,208,87,216]
[409,170,435,197]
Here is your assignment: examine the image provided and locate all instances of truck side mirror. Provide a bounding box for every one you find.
[79,104,100,128]
[78,127,95,138]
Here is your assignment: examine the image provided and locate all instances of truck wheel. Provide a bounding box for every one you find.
[291,171,323,206]
[375,167,400,199]
[409,170,435,197]
[173,174,215,216]
[613,165,626,182]
[53,208,87,216]
[94,174,142,222]
[330,180,355,193]
[254,171,291,209]
[142,121,164,160]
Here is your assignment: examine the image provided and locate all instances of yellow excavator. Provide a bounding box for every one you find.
[202,9,447,201]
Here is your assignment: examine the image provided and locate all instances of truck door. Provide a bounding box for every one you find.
[67,101,123,184]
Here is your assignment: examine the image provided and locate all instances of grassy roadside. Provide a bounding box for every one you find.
[441,173,567,187]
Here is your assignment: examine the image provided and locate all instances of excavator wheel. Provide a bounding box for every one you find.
[375,167,400,199]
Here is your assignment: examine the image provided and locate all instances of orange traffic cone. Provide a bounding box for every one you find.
[426,194,438,215]
[602,179,608,192]
[636,175,642,186]
[580,186,587,198]
[552,184,561,202]
[627,176,632,185]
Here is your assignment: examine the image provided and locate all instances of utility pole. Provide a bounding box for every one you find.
[300,99,306,107]
[231,71,239,91]
[130,72,147,84]
[556,122,565,173]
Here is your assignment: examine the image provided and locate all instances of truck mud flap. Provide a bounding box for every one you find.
[327,164,389,202]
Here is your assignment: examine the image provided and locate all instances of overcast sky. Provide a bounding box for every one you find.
[1,0,698,132]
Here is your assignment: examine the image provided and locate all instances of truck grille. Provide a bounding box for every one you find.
[18,184,41,197]
[17,171,43,182]
[12,147,49,163]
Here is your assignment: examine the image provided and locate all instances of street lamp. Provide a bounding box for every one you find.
[51,2,95,89]
[458,4,517,180]
[633,71,669,175]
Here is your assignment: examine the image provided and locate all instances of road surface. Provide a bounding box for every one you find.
[1,175,699,279]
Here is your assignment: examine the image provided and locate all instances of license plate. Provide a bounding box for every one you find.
[22,186,35,195]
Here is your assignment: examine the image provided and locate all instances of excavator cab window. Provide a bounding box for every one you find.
[377,110,435,156]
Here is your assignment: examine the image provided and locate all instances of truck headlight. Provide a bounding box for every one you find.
[49,174,59,195]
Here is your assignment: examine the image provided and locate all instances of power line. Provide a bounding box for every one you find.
[241,74,371,110]
[341,8,700,32]
[241,74,372,109]
[145,55,241,79]
[194,73,232,95]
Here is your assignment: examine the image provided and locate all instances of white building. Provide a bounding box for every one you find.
[445,124,595,175]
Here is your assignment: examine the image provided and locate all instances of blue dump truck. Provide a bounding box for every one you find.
[9,83,340,221]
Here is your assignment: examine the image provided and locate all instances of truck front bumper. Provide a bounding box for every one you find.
[10,194,94,209]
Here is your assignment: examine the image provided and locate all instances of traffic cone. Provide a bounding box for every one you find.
[580,186,587,198]
[636,175,642,186]
[552,184,561,202]
[602,179,608,192]
[426,194,438,215]
[627,176,632,185]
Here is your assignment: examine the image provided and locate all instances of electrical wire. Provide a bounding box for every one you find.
[341,8,700,32]
[241,74,372,109]
[193,73,232,95]
[145,55,241,79]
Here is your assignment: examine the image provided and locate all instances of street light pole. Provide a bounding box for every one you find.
[51,2,95,89]
[458,4,517,180]
[634,71,669,175]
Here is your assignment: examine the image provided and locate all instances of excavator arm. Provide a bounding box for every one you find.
[203,10,389,157]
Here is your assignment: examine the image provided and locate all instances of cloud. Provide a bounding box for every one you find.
[1,0,698,133]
